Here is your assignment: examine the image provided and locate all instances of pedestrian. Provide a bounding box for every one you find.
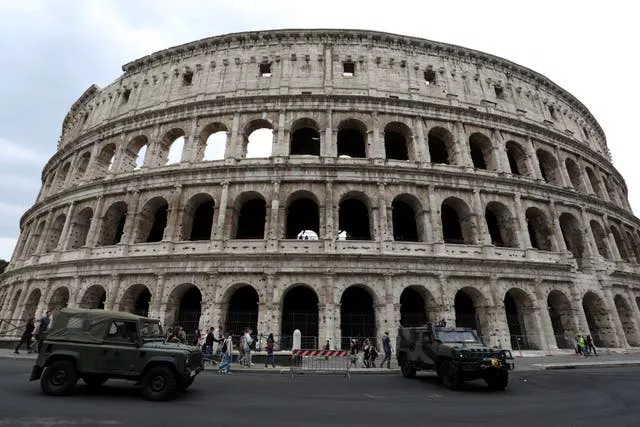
[578,335,587,356]
[193,328,201,347]
[349,338,358,367]
[586,335,597,356]
[15,317,35,354]
[243,328,253,367]
[34,311,51,352]
[380,331,392,369]
[264,333,276,368]
[218,333,233,375]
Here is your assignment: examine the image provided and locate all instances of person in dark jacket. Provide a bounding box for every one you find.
[15,318,35,354]
[380,331,392,368]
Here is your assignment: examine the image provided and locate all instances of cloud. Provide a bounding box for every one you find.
[0,138,47,165]
[0,237,16,261]
[0,202,28,218]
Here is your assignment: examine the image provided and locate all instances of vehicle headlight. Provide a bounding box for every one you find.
[501,350,513,359]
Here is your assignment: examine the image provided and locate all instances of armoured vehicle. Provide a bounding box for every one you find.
[29,308,204,401]
[396,322,515,390]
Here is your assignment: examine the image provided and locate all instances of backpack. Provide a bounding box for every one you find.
[221,340,228,353]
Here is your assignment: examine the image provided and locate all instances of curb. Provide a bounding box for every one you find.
[201,367,401,375]
[531,361,640,370]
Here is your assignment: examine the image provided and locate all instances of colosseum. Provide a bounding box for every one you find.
[1,28,640,352]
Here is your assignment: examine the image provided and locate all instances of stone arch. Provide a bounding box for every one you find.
[625,230,640,263]
[428,126,455,165]
[337,118,367,158]
[234,192,267,239]
[67,207,93,249]
[468,132,496,170]
[585,167,604,198]
[96,143,117,174]
[74,152,91,183]
[98,201,127,246]
[384,121,412,161]
[392,194,422,242]
[135,196,169,243]
[582,291,616,347]
[547,290,578,349]
[589,221,610,259]
[441,197,476,244]
[9,289,22,318]
[166,283,202,343]
[614,294,640,346]
[559,212,585,263]
[199,122,228,161]
[340,285,377,349]
[280,284,319,349]
[565,158,584,192]
[603,177,619,205]
[399,285,436,326]
[485,201,518,248]
[44,213,66,253]
[338,192,372,240]
[243,119,273,158]
[119,284,151,316]
[224,284,259,335]
[290,118,320,156]
[56,162,71,190]
[285,191,320,239]
[21,289,41,320]
[79,285,106,309]
[48,286,70,312]
[181,193,215,241]
[610,226,630,262]
[536,149,561,185]
[25,221,46,256]
[159,128,186,165]
[454,287,487,337]
[525,207,553,251]
[505,140,529,176]
[504,288,540,350]
[121,135,149,171]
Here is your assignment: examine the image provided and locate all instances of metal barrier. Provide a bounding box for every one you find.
[290,349,351,379]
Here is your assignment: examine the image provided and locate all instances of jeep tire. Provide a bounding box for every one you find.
[83,374,109,388]
[141,366,178,401]
[180,376,195,390]
[40,360,78,396]
[485,370,508,391]
[400,357,416,379]
[439,359,464,390]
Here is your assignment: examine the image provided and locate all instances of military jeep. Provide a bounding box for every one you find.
[396,322,515,390]
[30,308,204,401]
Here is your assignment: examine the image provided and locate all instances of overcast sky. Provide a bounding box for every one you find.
[0,0,638,261]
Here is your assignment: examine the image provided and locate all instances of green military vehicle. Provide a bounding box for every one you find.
[396,321,515,390]
[29,308,204,401]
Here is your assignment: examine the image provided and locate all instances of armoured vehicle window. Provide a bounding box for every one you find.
[106,320,138,341]
[435,330,479,343]
[140,321,163,339]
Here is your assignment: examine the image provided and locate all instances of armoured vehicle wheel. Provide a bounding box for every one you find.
[180,377,195,390]
[141,366,178,401]
[83,374,108,388]
[400,357,416,379]
[40,360,78,396]
[485,370,508,390]
[438,360,463,390]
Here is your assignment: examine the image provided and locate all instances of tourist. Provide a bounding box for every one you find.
[15,317,35,354]
[264,333,276,368]
[380,331,392,369]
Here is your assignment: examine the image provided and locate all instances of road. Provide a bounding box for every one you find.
[0,359,638,427]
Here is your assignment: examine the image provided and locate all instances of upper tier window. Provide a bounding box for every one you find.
[343,62,355,77]
[260,62,272,77]
[424,70,436,85]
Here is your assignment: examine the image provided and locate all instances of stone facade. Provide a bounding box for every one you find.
[1,29,640,351]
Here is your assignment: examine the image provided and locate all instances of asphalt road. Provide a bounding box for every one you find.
[0,360,638,427]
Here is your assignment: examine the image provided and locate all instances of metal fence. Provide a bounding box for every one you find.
[289,349,351,379]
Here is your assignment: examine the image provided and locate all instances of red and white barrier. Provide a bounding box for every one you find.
[291,349,350,357]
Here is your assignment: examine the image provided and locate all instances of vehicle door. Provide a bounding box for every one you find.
[99,320,141,376]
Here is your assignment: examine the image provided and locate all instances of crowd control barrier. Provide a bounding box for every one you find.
[290,349,351,379]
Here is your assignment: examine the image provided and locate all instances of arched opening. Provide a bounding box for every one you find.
[97,201,127,246]
[392,198,419,242]
[135,197,169,243]
[610,226,630,262]
[244,120,273,158]
[337,119,367,158]
[56,162,71,190]
[582,292,616,347]
[25,222,45,256]
[285,197,320,239]
[157,129,186,166]
[505,141,529,176]
[338,197,371,240]
[79,285,106,309]
[614,295,640,346]
[586,167,604,198]
[9,290,22,318]
[525,207,553,251]
[469,133,495,170]
[441,197,475,244]
[565,158,584,192]
[74,152,91,183]
[428,126,455,165]
[485,202,518,248]
[589,221,611,259]
[454,289,480,335]
[603,178,620,206]
[67,207,93,249]
[21,289,41,320]
[536,149,561,185]
[625,231,640,263]
[44,214,66,253]
[559,213,585,264]
[547,290,578,349]
[504,288,539,350]
[225,285,259,335]
[384,122,411,161]
[281,286,319,349]
[181,194,215,241]
[48,287,69,312]
[167,285,202,343]
[96,143,117,174]
[400,286,431,326]
[199,123,228,161]
[123,135,148,171]
[290,119,320,156]
[340,286,376,349]
[120,284,151,316]
[235,197,266,239]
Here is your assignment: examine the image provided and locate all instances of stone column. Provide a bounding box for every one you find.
[183,116,199,164]
[626,288,640,340]
[513,194,532,249]
[602,215,622,261]
[413,115,428,163]
[491,129,510,173]
[322,109,335,158]
[487,277,511,349]
[105,274,120,311]
[553,146,571,188]
[66,276,82,309]
[34,210,54,254]
[568,284,590,335]
[120,190,141,244]
[57,202,76,251]
[322,274,337,347]
[377,182,390,251]
[150,274,167,322]
[35,280,52,318]
[472,190,491,245]
[163,185,184,241]
[228,112,241,160]
[532,279,556,351]
[525,136,544,180]
[213,181,230,240]
[454,122,473,168]
[84,196,105,247]
[324,181,335,251]
[603,286,628,348]
[267,181,281,250]
[370,111,382,160]
[427,186,442,244]
[547,201,567,252]
[578,207,596,259]
[437,274,455,326]
[274,110,287,157]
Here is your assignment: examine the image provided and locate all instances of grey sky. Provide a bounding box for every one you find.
[1,0,638,260]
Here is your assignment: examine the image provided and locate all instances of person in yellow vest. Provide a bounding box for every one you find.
[578,335,587,356]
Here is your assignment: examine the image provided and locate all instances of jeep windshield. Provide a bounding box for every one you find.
[140,320,164,340]
[435,330,480,343]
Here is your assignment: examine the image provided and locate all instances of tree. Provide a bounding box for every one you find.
[0,259,7,274]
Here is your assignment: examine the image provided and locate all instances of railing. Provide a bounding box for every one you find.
[0,319,27,339]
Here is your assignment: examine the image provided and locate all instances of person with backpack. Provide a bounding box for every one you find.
[380,331,392,369]
[264,333,276,368]
[218,333,233,374]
